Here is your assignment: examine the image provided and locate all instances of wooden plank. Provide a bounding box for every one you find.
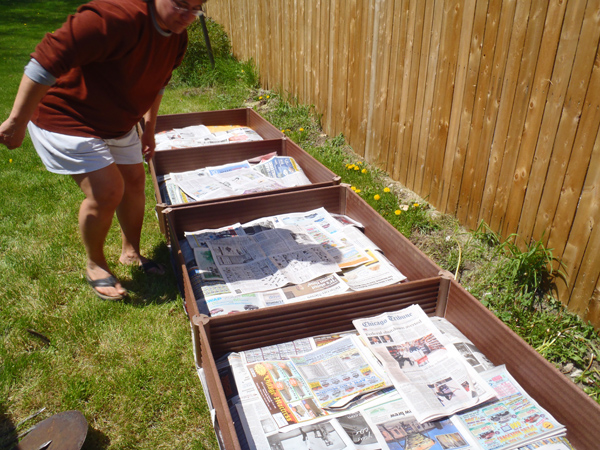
[394,0,424,182]
[406,0,436,190]
[383,0,408,175]
[498,0,569,237]
[316,0,330,120]
[325,0,339,135]
[427,0,464,207]
[336,0,351,138]
[477,0,532,224]
[527,0,600,240]
[346,0,367,154]
[455,0,503,224]
[438,0,476,212]
[413,0,444,195]
[463,0,516,230]
[558,125,600,316]
[446,0,489,214]
[368,0,396,168]
[519,0,596,242]
[484,0,548,231]
[547,46,600,259]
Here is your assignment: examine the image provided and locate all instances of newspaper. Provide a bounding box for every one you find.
[155,124,263,150]
[253,156,312,187]
[212,327,574,450]
[352,304,497,423]
[206,228,341,294]
[453,365,566,450]
[163,156,310,205]
[182,209,407,316]
[362,392,477,450]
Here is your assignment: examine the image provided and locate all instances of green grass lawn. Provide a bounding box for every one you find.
[1,2,218,448]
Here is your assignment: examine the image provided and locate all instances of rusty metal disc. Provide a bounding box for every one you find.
[16,410,87,450]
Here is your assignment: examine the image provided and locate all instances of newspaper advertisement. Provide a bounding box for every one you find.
[352,304,496,423]
[453,366,565,450]
[289,335,391,410]
[362,393,477,450]
[243,335,391,431]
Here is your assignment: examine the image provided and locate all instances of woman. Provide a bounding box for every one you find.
[0,0,205,300]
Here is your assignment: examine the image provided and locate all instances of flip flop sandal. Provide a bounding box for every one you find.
[86,274,126,301]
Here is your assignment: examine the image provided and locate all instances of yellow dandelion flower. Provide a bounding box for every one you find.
[395,210,401,215]
[267,95,270,99]
[241,69,245,72]
[355,189,361,193]
[354,166,359,171]
[351,186,357,191]
[9,159,13,163]
[299,128,304,132]
[374,194,381,201]
[259,96,263,100]
[357,161,363,165]
[361,168,367,174]
[281,129,285,133]
[413,203,420,207]
[384,187,390,193]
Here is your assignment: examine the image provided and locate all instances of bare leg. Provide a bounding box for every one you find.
[116,163,164,274]
[72,164,127,298]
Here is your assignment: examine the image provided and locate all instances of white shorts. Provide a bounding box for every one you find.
[28,122,143,175]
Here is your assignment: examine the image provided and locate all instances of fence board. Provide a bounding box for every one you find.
[427,0,463,206]
[499,0,568,236]
[456,0,502,225]
[439,0,477,211]
[394,0,425,181]
[478,0,531,225]
[559,127,600,316]
[204,0,600,325]
[446,0,489,213]
[486,0,548,232]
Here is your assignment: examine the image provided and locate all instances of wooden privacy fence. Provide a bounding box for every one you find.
[205,0,600,328]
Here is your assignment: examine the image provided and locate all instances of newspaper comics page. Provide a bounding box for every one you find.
[352,304,496,423]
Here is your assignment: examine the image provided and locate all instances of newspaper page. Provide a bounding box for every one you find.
[253,156,312,187]
[352,304,496,423]
[155,125,262,150]
[206,229,340,294]
[289,335,391,411]
[341,250,407,291]
[431,317,495,373]
[452,365,566,450]
[212,168,287,194]
[362,392,477,450]
[172,171,237,202]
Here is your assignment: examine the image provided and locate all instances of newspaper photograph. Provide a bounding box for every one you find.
[453,366,565,450]
[352,304,496,423]
[362,393,476,450]
[430,317,495,373]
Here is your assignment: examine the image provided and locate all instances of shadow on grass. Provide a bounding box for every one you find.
[120,242,183,307]
[81,425,110,450]
[0,403,17,450]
